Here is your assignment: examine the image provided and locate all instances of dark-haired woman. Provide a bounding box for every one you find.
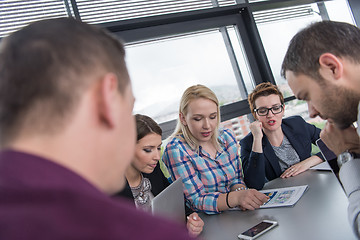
[116,114,204,237]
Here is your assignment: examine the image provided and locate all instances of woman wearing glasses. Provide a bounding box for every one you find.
[240,82,324,190]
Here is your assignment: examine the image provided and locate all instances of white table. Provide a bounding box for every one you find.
[198,169,356,240]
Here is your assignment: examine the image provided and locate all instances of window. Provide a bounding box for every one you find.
[255,0,355,125]
[126,26,253,125]
[1,0,357,139]
[255,4,322,97]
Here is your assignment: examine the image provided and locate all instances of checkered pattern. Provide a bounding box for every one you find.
[162,128,245,214]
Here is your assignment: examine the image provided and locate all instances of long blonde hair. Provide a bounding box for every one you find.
[170,84,221,152]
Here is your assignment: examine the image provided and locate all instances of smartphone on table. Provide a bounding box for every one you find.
[237,220,278,240]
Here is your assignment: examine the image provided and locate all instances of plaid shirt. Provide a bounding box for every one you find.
[162,128,245,214]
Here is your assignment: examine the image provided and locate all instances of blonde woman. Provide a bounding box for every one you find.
[162,84,268,214]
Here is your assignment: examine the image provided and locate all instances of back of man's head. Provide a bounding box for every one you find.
[0,17,129,147]
[281,21,360,81]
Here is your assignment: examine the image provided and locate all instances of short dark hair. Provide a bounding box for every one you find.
[248,82,284,118]
[281,21,360,80]
[135,114,162,141]
[0,17,129,146]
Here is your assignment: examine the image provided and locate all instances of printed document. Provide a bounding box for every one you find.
[259,185,308,208]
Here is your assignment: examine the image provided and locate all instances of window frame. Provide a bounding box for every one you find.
[100,4,275,138]
[2,0,357,138]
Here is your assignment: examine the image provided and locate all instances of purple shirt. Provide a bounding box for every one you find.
[0,150,194,239]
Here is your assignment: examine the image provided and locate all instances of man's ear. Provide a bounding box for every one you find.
[318,53,344,81]
[97,73,119,129]
[179,112,187,126]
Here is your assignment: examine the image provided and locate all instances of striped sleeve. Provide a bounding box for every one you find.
[221,128,245,187]
[162,138,221,214]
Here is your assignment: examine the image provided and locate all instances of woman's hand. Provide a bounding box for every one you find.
[280,162,308,178]
[280,155,322,178]
[250,121,263,139]
[250,121,263,153]
[186,212,204,237]
[234,189,269,210]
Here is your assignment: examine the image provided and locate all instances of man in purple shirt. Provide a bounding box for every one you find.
[0,18,194,239]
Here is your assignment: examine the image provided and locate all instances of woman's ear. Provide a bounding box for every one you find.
[318,53,343,81]
[179,112,187,126]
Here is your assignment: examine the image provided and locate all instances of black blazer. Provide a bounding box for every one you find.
[240,116,323,190]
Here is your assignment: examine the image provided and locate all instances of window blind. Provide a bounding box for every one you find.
[75,0,237,24]
[253,5,314,24]
[0,0,69,38]
[0,0,315,38]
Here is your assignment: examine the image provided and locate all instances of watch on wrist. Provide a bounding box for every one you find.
[337,151,358,168]
[235,186,248,191]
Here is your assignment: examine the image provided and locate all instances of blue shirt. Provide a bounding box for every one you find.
[162,128,245,214]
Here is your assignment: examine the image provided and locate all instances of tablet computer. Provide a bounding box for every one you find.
[151,178,185,223]
[316,138,339,174]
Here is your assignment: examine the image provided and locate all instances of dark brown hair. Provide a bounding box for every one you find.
[281,21,360,81]
[135,114,162,141]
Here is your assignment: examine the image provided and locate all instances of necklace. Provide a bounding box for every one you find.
[130,173,152,207]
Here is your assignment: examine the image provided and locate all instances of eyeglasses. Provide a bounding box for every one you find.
[254,104,283,116]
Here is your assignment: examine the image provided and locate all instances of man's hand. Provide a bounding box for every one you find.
[320,122,360,155]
